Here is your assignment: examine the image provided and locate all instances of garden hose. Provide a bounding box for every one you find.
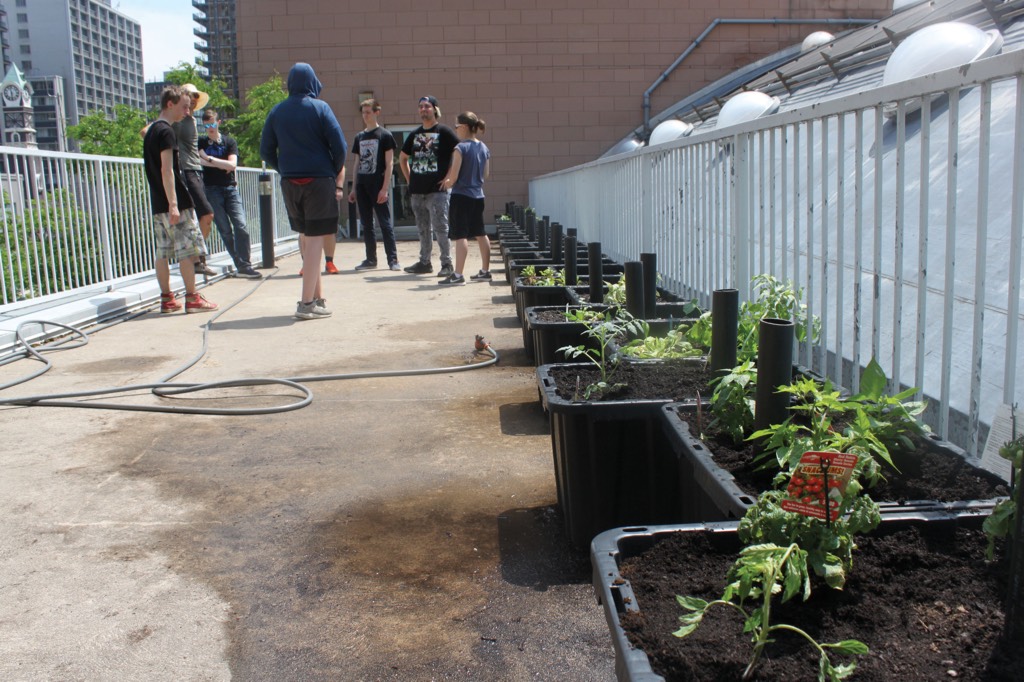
[0,271,499,416]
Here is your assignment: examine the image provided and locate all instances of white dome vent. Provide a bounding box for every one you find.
[882,22,1003,87]
[715,91,780,130]
[801,31,834,52]
[649,119,693,146]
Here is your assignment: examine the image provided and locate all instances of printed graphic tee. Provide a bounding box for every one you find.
[401,124,458,194]
[352,126,397,187]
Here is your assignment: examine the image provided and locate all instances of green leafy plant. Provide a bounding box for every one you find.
[618,322,703,359]
[674,541,869,681]
[561,306,607,323]
[518,265,565,286]
[685,274,820,362]
[605,276,627,305]
[983,434,1024,559]
[738,488,881,589]
[558,313,645,400]
[706,361,757,444]
[747,360,924,487]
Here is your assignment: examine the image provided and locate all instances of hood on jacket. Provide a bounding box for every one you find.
[287,63,322,99]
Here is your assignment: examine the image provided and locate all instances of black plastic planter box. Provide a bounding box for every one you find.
[660,402,1006,521]
[527,304,702,368]
[537,362,699,548]
[526,304,611,367]
[590,511,991,682]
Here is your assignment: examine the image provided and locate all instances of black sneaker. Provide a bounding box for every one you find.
[355,260,378,271]
[469,270,492,281]
[438,273,466,286]
[437,264,455,278]
[236,266,262,280]
[404,261,433,274]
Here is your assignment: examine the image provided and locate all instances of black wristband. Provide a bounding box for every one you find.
[336,185,344,190]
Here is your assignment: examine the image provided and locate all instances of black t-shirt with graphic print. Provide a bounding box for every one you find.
[352,126,397,188]
[401,123,458,194]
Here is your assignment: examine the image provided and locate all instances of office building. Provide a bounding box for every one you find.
[193,0,238,101]
[10,0,144,143]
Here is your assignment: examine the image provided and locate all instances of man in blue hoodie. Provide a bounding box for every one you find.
[260,63,347,320]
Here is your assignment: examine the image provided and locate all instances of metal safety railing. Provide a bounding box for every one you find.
[530,49,1024,457]
[0,146,293,309]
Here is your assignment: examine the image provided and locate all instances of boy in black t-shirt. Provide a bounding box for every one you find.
[348,99,400,271]
[142,86,217,313]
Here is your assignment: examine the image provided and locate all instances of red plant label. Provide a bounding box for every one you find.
[781,451,859,522]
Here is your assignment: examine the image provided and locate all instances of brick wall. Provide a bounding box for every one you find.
[237,0,891,219]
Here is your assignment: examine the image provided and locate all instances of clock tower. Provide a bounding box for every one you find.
[1,64,37,149]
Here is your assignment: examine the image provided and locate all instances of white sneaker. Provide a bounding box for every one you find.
[295,299,332,320]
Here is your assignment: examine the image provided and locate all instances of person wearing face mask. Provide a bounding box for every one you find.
[198,109,261,280]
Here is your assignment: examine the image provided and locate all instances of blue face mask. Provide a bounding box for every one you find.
[201,122,218,131]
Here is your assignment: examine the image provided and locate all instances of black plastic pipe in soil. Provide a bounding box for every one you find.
[566,227,577,239]
[538,215,549,251]
[551,223,564,264]
[754,317,794,431]
[640,252,657,319]
[588,242,604,304]
[625,261,645,319]
[564,235,578,285]
[711,288,739,374]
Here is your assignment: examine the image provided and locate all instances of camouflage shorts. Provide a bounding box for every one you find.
[153,208,208,261]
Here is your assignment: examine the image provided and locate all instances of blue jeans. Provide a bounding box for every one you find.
[205,184,252,269]
[355,179,398,265]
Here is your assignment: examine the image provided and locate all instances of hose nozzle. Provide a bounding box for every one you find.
[474,335,490,351]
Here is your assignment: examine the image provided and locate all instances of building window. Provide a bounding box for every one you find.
[19,45,30,54]
[18,29,29,39]
[16,0,27,6]
[17,13,27,22]
[22,61,31,70]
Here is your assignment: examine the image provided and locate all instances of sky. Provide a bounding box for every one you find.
[111,0,198,81]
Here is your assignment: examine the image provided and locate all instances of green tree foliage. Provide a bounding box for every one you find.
[66,104,149,158]
[224,74,287,168]
[162,61,237,118]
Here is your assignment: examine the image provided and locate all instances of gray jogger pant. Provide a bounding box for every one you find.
[410,192,452,267]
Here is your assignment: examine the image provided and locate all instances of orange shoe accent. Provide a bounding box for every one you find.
[324,261,339,275]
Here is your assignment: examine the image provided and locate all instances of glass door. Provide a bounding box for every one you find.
[389,126,417,237]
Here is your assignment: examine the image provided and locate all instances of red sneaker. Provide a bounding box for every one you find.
[324,261,339,275]
[160,292,182,314]
[185,292,218,313]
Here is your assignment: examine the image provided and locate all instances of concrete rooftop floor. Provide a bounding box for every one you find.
[0,238,616,681]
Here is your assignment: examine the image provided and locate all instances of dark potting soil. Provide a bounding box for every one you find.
[548,360,712,402]
[532,308,603,323]
[671,408,1009,504]
[618,524,1024,681]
